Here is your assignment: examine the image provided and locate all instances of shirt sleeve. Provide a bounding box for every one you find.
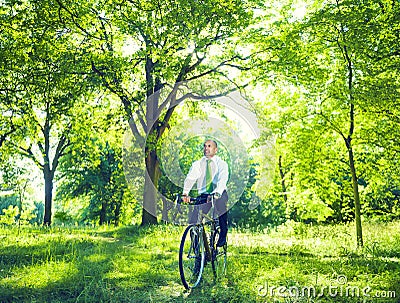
[214,159,229,195]
[183,160,201,195]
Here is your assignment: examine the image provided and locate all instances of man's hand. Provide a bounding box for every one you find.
[182,194,191,204]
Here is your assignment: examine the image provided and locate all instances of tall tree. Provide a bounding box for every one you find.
[256,0,400,246]
[0,0,93,225]
[56,0,257,224]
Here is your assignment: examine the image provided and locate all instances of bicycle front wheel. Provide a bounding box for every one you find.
[211,227,227,280]
[179,225,205,289]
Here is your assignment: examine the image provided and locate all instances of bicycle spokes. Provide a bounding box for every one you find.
[179,225,205,289]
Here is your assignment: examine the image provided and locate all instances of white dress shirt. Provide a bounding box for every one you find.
[183,155,229,195]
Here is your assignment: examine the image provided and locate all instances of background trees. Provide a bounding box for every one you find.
[1,0,95,225]
[0,0,399,241]
[56,100,134,226]
[253,0,400,246]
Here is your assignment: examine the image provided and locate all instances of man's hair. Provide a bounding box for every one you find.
[205,139,218,147]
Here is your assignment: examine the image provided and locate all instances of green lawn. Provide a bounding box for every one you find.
[0,221,399,303]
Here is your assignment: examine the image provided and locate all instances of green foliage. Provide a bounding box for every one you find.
[229,162,286,229]
[0,0,99,225]
[252,0,400,229]
[0,205,18,225]
[0,195,43,226]
[0,194,18,214]
[57,139,134,226]
[1,0,399,228]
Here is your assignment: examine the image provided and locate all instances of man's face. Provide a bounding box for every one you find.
[203,140,217,158]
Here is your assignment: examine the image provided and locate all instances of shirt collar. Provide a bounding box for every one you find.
[203,155,218,163]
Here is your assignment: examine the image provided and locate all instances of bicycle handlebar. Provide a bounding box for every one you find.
[175,193,216,205]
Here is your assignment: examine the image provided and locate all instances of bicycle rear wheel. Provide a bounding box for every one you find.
[179,225,205,289]
[211,227,227,279]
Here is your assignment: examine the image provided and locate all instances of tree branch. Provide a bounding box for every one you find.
[128,117,145,146]
[51,133,69,174]
[136,109,147,134]
[55,0,102,40]
[17,145,43,169]
[318,110,347,143]
[0,121,16,148]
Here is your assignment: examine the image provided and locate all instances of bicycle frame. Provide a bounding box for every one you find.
[177,194,227,289]
[197,197,218,261]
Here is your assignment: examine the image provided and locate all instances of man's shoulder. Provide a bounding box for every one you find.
[192,158,205,166]
[214,155,228,165]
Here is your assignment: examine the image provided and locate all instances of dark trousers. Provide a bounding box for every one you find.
[189,191,228,241]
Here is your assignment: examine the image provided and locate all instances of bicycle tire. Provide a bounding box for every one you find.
[179,225,205,289]
[211,227,227,279]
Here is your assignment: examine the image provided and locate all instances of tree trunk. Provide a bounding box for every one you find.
[43,166,54,226]
[114,192,122,227]
[141,149,159,225]
[99,200,107,225]
[161,195,170,223]
[114,202,121,227]
[278,155,288,203]
[347,145,363,247]
[279,155,297,220]
[342,37,363,247]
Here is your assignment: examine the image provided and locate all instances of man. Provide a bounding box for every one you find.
[182,139,229,247]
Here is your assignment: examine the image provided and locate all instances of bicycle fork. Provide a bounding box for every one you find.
[201,227,212,261]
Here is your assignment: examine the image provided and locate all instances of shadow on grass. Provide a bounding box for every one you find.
[0,225,176,303]
[0,224,399,303]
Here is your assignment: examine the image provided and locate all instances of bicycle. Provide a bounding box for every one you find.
[176,193,228,290]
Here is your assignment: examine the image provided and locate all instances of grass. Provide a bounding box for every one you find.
[0,221,399,303]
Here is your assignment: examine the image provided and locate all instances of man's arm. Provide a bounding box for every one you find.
[183,160,201,196]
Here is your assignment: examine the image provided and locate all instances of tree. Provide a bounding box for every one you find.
[55,0,257,224]
[58,140,129,226]
[0,0,93,225]
[256,0,400,246]
[256,87,340,223]
[57,102,132,226]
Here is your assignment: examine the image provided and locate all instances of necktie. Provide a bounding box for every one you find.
[206,159,213,193]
